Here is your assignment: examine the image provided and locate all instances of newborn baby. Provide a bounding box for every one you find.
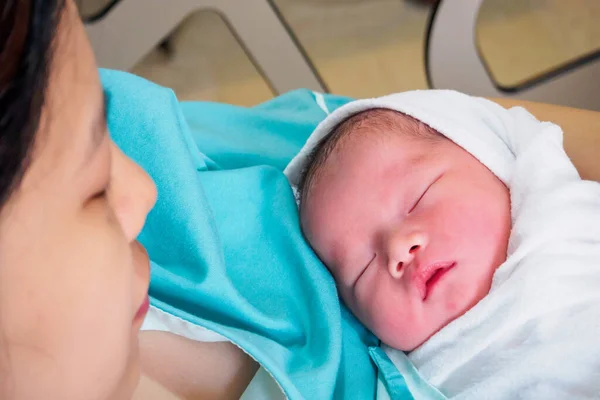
[284,90,600,399]
[297,108,511,352]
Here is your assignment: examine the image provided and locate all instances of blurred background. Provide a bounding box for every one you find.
[77,0,600,108]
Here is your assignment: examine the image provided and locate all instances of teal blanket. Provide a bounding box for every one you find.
[102,70,378,399]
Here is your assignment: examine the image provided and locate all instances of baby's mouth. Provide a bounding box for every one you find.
[416,262,456,301]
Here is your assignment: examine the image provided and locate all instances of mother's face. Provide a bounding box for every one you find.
[0,1,156,399]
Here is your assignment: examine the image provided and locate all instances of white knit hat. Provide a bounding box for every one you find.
[283,90,538,191]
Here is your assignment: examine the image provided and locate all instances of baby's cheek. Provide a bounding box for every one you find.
[441,285,463,316]
[367,290,426,350]
[449,205,488,237]
[447,201,507,256]
[441,276,479,322]
[463,210,510,275]
[370,306,409,349]
[354,281,398,337]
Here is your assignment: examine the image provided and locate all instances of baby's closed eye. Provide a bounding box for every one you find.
[352,253,376,289]
[408,189,427,214]
[408,174,443,214]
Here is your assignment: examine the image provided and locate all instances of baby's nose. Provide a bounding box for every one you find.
[386,231,428,279]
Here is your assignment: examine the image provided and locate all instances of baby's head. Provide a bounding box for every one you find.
[298,109,511,351]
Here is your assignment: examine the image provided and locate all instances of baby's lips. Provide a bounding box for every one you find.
[413,274,428,301]
[414,261,456,301]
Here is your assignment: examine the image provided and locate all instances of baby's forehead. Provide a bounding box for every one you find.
[298,108,445,208]
[322,110,444,172]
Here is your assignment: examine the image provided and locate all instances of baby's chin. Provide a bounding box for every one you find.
[376,321,436,352]
[377,311,459,352]
[383,332,432,353]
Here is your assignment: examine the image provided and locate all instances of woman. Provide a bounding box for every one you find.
[0,0,253,398]
[0,0,156,398]
[1,0,599,399]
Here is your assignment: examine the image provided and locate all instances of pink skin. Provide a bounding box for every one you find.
[301,121,511,351]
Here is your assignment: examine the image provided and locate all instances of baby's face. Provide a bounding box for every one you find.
[301,125,511,351]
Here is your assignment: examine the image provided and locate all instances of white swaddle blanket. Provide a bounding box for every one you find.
[285,90,600,399]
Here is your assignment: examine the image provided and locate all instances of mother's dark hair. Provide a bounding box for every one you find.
[0,0,66,208]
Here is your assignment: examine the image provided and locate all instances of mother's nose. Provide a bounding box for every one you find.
[109,143,157,242]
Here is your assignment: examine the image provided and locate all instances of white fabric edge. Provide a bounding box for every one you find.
[141,304,228,342]
[283,89,516,190]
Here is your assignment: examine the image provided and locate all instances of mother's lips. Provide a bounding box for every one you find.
[413,261,456,301]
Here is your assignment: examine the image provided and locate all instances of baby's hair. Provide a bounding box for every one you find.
[297,108,443,209]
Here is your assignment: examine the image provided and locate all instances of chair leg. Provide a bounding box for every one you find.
[85,0,326,94]
[218,0,326,93]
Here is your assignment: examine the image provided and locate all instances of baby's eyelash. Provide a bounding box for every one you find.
[409,190,427,213]
[353,253,376,289]
[408,173,443,213]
